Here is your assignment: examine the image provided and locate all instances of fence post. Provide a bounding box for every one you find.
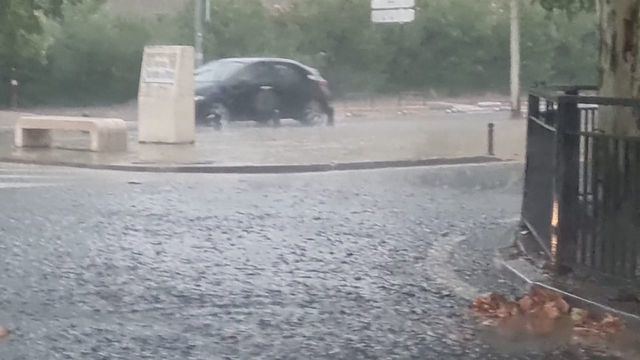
[528,94,539,120]
[555,92,580,267]
[521,94,537,228]
[522,94,539,198]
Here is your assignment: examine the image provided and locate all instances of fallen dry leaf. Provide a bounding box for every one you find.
[0,326,9,340]
[529,286,562,305]
[518,295,534,312]
[496,301,521,318]
[597,314,625,334]
[542,301,562,320]
[472,290,625,343]
[472,293,510,317]
[553,297,571,314]
[570,308,589,325]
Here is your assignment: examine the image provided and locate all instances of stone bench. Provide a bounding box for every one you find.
[15,116,128,152]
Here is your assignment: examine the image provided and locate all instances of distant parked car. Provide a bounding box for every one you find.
[195,58,334,129]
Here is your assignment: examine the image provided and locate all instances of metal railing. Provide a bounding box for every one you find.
[522,86,640,279]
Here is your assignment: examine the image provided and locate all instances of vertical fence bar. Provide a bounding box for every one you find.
[602,138,613,273]
[528,94,540,119]
[555,96,580,266]
[591,135,601,269]
[621,141,632,277]
[580,129,590,265]
[522,94,539,223]
[611,139,620,275]
[633,142,640,277]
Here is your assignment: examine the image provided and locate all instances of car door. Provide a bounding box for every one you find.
[229,62,277,120]
[272,63,312,118]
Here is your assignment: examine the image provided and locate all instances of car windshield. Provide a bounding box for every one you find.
[195,61,245,83]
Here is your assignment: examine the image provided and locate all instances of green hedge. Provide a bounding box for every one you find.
[4,0,598,106]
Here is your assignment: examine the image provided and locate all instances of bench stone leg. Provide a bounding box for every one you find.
[90,131,100,152]
[15,128,52,148]
[92,129,128,152]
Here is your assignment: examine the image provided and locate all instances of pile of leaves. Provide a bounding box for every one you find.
[472,286,625,339]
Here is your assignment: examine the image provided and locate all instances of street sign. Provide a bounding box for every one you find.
[371,0,415,10]
[141,51,178,84]
[371,8,415,23]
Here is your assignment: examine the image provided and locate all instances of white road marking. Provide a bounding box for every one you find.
[0,164,68,190]
[0,183,61,189]
[0,175,65,179]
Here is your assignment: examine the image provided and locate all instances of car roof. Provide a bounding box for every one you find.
[203,57,315,73]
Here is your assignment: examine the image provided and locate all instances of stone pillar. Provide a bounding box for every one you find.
[138,46,195,144]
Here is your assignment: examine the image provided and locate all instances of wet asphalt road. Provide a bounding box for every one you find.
[0,163,620,359]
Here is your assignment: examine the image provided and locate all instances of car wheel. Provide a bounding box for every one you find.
[206,102,231,130]
[301,100,332,126]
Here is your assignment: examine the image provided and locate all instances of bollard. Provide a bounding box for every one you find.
[487,122,495,156]
[9,79,19,109]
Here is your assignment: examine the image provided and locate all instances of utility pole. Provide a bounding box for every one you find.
[194,0,205,67]
[510,0,521,118]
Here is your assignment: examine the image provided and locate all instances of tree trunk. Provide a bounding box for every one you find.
[598,0,640,135]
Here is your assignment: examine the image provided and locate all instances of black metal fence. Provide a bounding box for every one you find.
[522,86,640,279]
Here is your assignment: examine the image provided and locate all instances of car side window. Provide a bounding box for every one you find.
[274,64,305,88]
[231,63,273,86]
[251,63,277,85]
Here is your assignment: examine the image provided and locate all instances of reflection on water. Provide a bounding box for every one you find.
[478,314,573,354]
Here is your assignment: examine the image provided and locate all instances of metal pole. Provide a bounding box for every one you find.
[9,79,18,109]
[194,0,204,67]
[510,0,521,118]
[488,122,495,156]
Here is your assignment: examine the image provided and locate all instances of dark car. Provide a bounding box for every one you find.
[195,58,334,129]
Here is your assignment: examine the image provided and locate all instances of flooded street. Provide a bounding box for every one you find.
[0,162,621,359]
[2,0,638,358]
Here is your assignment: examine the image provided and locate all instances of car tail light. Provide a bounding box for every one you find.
[308,72,330,97]
[318,79,330,96]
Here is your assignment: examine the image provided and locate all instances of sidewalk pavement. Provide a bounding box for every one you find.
[0,110,526,173]
[495,227,640,328]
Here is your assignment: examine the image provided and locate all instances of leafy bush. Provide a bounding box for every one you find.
[5,0,598,105]
[21,1,151,105]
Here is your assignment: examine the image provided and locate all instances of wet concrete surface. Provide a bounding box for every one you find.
[0,163,624,359]
[0,112,526,168]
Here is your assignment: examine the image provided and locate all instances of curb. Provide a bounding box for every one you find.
[495,231,640,327]
[0,155,510,174]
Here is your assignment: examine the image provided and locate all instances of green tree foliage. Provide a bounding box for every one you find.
[2,0,600,105]
[14,1,150,105]
[0,0,86,101]
[39,1,150,104]
[537,0,595,13]
[0,0,82,68]
[167,0,597,96]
